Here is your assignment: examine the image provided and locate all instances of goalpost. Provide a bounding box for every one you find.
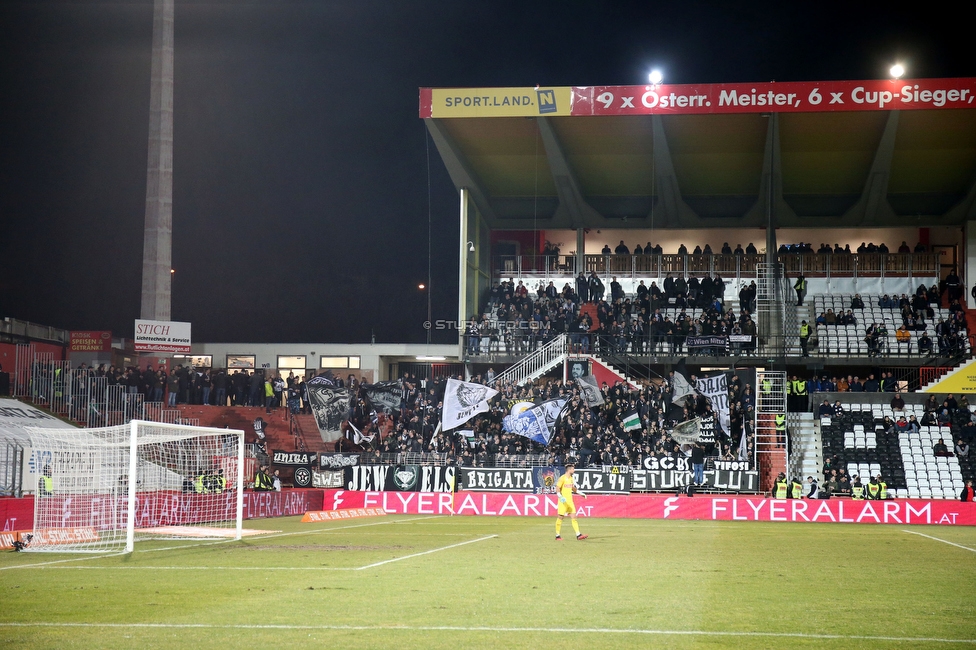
[24,420,245,553]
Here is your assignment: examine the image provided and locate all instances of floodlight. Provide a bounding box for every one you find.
[890,63,905,79]
[648,69,663,85]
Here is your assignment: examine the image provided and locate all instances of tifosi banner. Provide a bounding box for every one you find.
[134,320,191,353]
[320,490,976,526]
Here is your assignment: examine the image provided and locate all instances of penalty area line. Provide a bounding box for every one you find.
[355,534,498,570]
[902,529,976,553]
[0,623,973,644]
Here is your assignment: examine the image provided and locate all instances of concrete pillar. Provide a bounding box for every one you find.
[576,228,585,276]
[966,221,976,306]
[140,0,174,321]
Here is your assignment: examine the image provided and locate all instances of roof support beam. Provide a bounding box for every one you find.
[649,115,701,227]
[843,110,899,225]
[424,118,497,222]
[536,117,608,229]
[745,113,797,228]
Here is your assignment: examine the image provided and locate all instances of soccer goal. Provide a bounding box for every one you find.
[24,420,245,553]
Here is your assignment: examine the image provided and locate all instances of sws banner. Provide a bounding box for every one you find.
[345,465,455,492]
[321,490,976,526]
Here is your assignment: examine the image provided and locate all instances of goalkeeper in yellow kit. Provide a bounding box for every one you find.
[555,462,588,540]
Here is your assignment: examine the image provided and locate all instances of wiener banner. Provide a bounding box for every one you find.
[320,490,976,526]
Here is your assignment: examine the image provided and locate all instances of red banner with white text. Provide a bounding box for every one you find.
[321,490,976,526]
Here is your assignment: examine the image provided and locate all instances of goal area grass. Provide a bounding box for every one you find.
[1,515,974,649]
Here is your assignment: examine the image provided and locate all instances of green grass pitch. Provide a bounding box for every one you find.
[1,515,975,649]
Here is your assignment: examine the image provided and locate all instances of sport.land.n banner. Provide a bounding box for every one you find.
[306,376,351,443]
[442,379,498,430]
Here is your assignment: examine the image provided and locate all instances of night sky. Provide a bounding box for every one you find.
[0,1,970,344]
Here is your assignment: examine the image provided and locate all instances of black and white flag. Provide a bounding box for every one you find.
[575,375,605,408]
[442,378,498,430]
[362,381,401,414]
[307,375,351,443]
[670,418,701,445]
[671,361,696,406]
[694,372,730,437]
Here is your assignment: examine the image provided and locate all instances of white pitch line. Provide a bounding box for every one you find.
[354,534,497,570]
[903,529,976,553]
[0,516,446,571]
[0,622,972,644]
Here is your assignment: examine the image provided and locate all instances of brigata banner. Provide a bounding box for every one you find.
[320,491,976,526]
[133,319,191,353]
[69,331,112,353]
[459,467,630,494]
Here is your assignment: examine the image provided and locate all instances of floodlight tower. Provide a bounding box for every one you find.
[140,0,175,321]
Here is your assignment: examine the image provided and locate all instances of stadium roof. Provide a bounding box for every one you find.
[421,78,976,230]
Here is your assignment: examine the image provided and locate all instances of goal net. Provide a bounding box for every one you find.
[25,420,244,553]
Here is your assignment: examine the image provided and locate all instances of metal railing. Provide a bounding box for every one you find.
[487,334,567,387]
[492,253,939,285]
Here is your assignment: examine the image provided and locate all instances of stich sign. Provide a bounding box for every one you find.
[134,320,191,353]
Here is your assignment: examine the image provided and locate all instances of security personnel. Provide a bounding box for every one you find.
[775,413,786,443]
[799,321,811,357]
[866,475,881,500]
[774,473,789,499]
[790,477,804,499]
[794,273,807,306]
[38,466,54,496]
[761,377,772,394]
[792,377,807,397]
[253,465,274,491]
[215,468,227,494]
[195,473,206,494]
[877,475,888,500]
[851,476,865,500]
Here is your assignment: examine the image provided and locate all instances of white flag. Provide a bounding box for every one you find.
[442,378,498,430]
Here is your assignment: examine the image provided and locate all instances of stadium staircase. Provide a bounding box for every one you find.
[490,334,568,386]
[917,359,976,392]
[787,412,821,484]
[176,405,292,446]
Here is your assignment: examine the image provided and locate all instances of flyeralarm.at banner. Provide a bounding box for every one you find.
[320,490,976,526]
[133,319,191,353]
[420,78,976,118]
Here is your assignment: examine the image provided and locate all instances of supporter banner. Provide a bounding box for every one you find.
[460,467,535,492]
[321,490,976,525]
[642,454,692,471]
[306,379,351,443]
[686,335,727,349]
[502,398,567,445]
[69,331,112,353]
[728,334,753,344]
[630,469,759,492]
[695,372,730,437]
[346,465,455,492]
[698,414,717,444]
[272,450,314,467]
[576,375,605,408]
[420,86,574,118]
[460,466,630,494]
[133,319,191,353]
[319,453,360,469]
[311,470,345,488]
[671,419,701,445]
[569,78,976,116]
